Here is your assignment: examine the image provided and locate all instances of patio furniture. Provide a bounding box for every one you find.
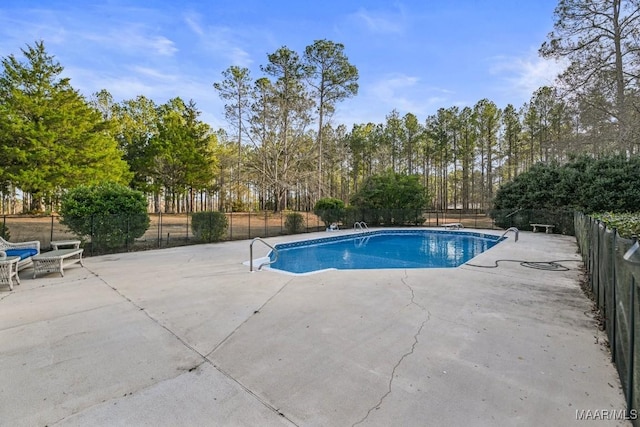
[327,223,339,231]
[50,240,81,250]
[443,223,464,230]
[530,223,554,234]
[32,248,84,278]
[0,236,40,271]
[0,253,21,290]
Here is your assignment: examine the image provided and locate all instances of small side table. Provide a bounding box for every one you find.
[51,240,81,250]
[0,256,21,291]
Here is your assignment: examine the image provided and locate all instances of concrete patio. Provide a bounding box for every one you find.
[0,229,630,426]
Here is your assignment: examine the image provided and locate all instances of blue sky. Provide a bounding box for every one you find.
[0,0,564,130]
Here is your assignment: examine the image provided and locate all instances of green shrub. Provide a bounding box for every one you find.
[191,211,228,242]
[231,199,250,212]
[591,212,640,238]
[313,197,345,228]
[491,208,575,234]
[284,212,305,234]
[493,154,640,214]
[0,222,9,240]
[343,206,362,227]
[59,182,150,251]
[349,171,428,225]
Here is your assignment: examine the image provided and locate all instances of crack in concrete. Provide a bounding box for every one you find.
[352,276,430,427]
[84,266,298,426]
[401,273,426,311]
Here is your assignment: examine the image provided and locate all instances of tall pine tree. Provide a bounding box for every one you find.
[0,41,130,211]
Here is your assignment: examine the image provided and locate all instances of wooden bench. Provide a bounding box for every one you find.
[32,248,84,278]
[530,223,554,234]
[443,223,464,230]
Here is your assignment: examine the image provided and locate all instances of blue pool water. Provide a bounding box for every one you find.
[268,229,502,274]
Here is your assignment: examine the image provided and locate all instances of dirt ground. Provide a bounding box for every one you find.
[1,211,497,253]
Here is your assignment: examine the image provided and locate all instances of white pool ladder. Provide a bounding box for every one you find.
[500,227,519,242]
[249,237,279,271]
[354,221,369,232]
[354,234,371,248]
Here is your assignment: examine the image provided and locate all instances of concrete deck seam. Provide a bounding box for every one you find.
[204,278,294,359]
[85,266,206,360]
[352,276,431,426]
[0,291,14,301]
[212,364,300,426]
[1,274,87,300]
[84,265,299,425]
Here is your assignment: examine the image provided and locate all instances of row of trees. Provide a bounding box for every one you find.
[1,1,639,214]
[0,39,359,213]
[213,39,359,211]
[213,0,640,212]
[0,41,222,213]
[95,92,221,213]
[0,42,130,212]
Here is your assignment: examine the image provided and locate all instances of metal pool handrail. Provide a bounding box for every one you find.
[500,227,519,242]
[249,237,279,271]
[354,221,369,232]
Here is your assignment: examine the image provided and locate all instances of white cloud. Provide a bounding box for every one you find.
[371,74,419,99]
[192,25,253,68]
[67,63,225,128]
[491,52,567,102]
[131,66,178,82]
[350,6,406,34]
[334,74,457,124]
[150,36,178,56]
[184,12,204,37]
[372,74,455,114]
[182,9,251,73]
[82,27,177,57]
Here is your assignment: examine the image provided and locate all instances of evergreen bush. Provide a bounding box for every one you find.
[313,197,345,228]
[191,211,228,242]
[591,212,640,239]
[59,182,149,251]
[492,154,640,233]
[349,171,427,225]
[0,222,9,240]
[284,212,305,234]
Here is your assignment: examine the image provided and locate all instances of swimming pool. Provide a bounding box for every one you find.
[267,229,503,274]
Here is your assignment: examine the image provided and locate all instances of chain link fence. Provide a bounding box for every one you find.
[0,209,502,255]
[490,208,575,235]
[575,212,639,424]
[1,208,574,256]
